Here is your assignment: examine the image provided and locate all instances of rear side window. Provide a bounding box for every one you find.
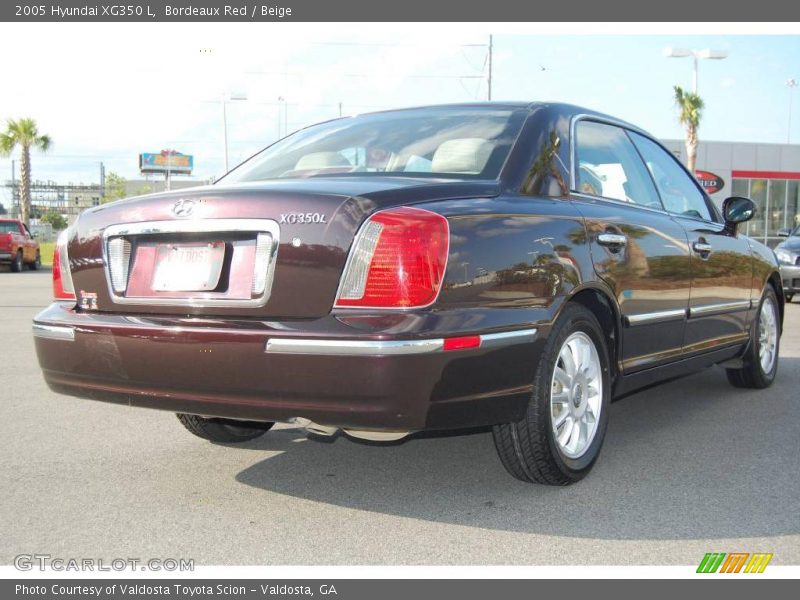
[629,132,714,222]
[574,121,663,210]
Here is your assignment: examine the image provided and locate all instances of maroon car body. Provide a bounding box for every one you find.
[32,103,783,484]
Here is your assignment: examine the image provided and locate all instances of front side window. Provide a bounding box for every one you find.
[574,121,662,210]
[223,107,527,183]
[629,132,714,222]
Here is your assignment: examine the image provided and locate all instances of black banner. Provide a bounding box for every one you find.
[2,0,800,22]
[4,579,797,600]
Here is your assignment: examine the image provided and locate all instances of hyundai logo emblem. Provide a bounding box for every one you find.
[172,199,195,217]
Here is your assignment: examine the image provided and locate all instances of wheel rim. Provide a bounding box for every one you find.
[758,297,778,374]
[550,331,603,459]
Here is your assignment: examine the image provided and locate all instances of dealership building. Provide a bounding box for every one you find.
[662,139,800,247]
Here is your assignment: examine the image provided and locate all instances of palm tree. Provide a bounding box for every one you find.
[0,118,52,227]
[673,85,704,174]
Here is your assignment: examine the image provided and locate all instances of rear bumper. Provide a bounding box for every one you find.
[33,302,551,431]
[780,264,800,293]
[0,251,12,262]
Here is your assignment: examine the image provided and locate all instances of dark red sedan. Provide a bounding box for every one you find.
[33,103,783,485]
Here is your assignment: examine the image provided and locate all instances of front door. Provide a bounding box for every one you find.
[572,120,692,373]
[628,132,752,353]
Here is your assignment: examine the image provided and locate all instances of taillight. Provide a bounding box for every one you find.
[52,229,75,301]
[335,207,449,309]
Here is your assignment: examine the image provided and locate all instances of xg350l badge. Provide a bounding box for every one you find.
[279,212,327,224]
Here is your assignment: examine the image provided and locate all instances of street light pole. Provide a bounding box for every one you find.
[222,92,247,174]
[787,79,798,144]
[664,47,729,94]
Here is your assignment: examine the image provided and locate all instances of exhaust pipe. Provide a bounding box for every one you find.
[289,418,410,442]
[343,429,410,442]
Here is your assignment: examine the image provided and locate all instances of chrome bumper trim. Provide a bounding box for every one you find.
[265,328,538,356]
[32,323,75,342]
[266,338,444,356]
[480,328,539,347]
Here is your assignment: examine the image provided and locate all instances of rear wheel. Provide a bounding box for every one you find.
[726,287,780,389]
[10,250,23,272]
[28,251,41,271]
[492,303,611,485]
[176,414,274,443]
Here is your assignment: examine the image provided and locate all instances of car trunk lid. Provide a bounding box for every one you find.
[66,178,499,318]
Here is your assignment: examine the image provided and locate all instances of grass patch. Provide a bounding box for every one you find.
[39,242,55,267]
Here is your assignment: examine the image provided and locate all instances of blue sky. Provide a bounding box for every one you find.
[0,25,798,209]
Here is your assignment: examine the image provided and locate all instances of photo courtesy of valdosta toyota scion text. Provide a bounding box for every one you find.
[0,0,799,594]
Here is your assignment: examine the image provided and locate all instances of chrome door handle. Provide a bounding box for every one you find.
[692,241,713,254]
[597,233,627,247]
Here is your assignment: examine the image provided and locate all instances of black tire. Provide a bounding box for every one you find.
[10,250,23,272]
[28,251,41,271]
[786,293,794,303]
[176,413,274,443]
[492,303,611,485]
[726,286,780,389]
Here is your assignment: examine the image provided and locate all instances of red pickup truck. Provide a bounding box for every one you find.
[0,219,40,272]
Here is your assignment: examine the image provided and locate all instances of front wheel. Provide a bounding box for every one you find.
[492,303,611,485]
[726,287,780,389]
[176,414,274,443]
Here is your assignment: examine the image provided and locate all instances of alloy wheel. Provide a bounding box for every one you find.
[550,331,603,459]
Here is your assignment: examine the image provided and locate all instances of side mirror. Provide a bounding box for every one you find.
[777,228,791,237]
[722,196,756,235]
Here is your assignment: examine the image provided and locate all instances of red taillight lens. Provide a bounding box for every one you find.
[335,207,449,309]
[52,231,76,301]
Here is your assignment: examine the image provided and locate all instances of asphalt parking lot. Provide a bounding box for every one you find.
[1,269,798,566]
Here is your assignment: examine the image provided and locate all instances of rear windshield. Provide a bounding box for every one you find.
[222,107,527,183]
[0,222,19,233]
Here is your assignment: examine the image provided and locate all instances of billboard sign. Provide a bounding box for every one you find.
[140,151,193,175]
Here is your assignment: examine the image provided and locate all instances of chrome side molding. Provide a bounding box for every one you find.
[626,308,687,326]
[689,300,752,317]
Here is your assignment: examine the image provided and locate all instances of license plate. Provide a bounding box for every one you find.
[152,241,225,292]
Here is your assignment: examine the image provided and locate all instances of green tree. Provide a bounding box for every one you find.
[0,202,6,215]
[673,85,704,173]
[0,118,52,227]
[103,171,129,203]
[40,210,68,231]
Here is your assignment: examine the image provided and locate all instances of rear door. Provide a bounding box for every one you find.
[20,223,36,262]
[628,132,752,353]
[571,119,692,372]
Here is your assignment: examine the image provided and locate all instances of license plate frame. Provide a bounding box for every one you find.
[151,241,226,292]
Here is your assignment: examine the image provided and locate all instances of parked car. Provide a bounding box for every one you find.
[775,225,800,302]
[32,103,783,485]
[0,218,40,272]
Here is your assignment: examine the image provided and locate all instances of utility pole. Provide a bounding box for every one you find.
[787,79,798,144]
[487,34,493,101]
[222,93,229,172]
